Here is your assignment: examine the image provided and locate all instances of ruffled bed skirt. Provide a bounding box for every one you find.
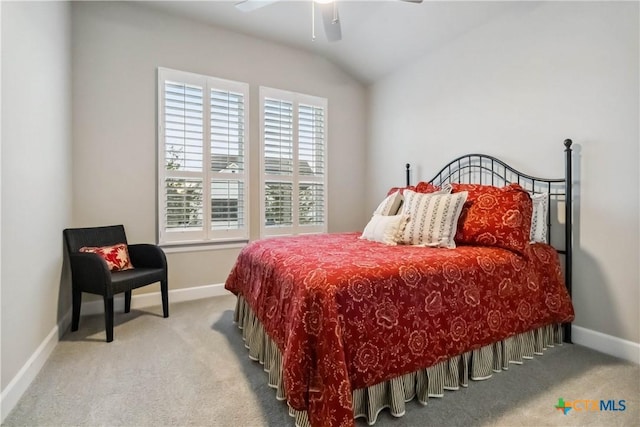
[233,295,563,426]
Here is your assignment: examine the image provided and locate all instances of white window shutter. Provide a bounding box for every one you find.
[298,104,326,227]
[158,68,249,245]
[260,87,327,237]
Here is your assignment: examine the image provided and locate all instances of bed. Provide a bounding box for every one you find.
[225,140,575,427]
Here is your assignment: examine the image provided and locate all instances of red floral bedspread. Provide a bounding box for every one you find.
[225,233,574,427]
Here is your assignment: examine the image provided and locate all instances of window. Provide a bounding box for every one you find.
[158,68,249,245]
[260,87,327,237]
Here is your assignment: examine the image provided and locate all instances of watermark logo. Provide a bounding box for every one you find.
[554,397,626,415]
[555,398,572,415]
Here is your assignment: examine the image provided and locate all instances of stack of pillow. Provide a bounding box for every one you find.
[361,181,548,254]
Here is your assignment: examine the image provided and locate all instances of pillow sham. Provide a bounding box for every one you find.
[530,193,548,243]
[415,182,453,194]
[452,183,533,255]
[386,182,452,197]
[451,182,505,198]
[79,243,134,271]
[386,185,416,197]
[377,183,453,216]
[397,190,468,248]
[373,191,404,216]
[361,214,409,245]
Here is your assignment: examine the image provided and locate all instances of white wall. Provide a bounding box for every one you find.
[1,0,73,392]
[368,2,639,344]
[71,2,368,292]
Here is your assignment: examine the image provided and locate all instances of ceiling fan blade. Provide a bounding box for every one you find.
[319,2,342,42]
[399,0,423,3]
[235,0,280,13]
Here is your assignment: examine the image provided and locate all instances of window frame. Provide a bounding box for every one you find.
[259,86,328,238]
[157,67,250,246]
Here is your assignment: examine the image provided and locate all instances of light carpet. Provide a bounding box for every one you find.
[3,295,638,426]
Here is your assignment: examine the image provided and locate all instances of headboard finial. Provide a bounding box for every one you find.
[405,163,411,187]
[564,139,573,149]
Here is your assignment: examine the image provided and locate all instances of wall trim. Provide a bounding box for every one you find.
[0,283,227,422]
[161,242,247,254]
[1,319,62,423]
[572,325,640,365]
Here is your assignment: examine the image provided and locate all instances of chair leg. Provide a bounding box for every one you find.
[71,288,82,332]
[104,296,114,343]
[124,290,132,313]
[161,279,169,318]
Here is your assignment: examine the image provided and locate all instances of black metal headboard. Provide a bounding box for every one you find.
[406,139,573,342]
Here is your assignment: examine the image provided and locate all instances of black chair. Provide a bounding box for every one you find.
[63,225,168,342]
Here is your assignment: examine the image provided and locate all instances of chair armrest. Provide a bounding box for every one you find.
[69,253,112,295]
[128,244,167,270]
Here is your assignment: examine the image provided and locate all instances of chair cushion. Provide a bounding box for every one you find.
[80,243,134,271]
[110,268,166,294]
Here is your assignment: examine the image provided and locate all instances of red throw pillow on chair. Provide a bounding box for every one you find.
[80,243,134,271]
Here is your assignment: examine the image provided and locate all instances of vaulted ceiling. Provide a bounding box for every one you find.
[144,1,531,84]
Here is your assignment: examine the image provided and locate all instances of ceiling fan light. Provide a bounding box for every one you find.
[314,0,334,4]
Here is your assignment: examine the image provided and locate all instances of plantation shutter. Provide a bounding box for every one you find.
[210,88,248,238]
[260,87,327,237]
[264,98,294,228]
[162,79,205,240]
[158,68,249,244]
[298,104,325,227]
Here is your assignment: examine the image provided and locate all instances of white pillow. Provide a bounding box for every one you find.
[373,191,403,216]
[437,183,453,194]
[530,193,548,243]
[398,190,468,248]
[361,214,409,245]
[373,185,452,217]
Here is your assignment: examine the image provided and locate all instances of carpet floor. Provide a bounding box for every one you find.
[3,294,638,426]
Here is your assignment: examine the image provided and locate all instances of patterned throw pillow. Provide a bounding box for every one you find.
[360,214,409,245]
[379,183,453,216]
[397,190,468,248]
[450,183,505,197]
[386,185,416,196]
[373,191,404,216]
[414,182,452,194]
[414,182,440,193]
[451,183,533,255]
[530,193,548,243]
[80,243,134,271]
[389,182,452,195]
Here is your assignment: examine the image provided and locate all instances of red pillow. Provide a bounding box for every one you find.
[451,182,521,198]
[387,182,445,196]
[386,185,416,196]
[80,243,134,271]
[414,181,441,193]
[452,183,532,255]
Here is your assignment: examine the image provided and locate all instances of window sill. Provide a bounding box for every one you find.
[160,241,248,254]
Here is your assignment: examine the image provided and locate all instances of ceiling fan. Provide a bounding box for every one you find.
[234,0,423,42]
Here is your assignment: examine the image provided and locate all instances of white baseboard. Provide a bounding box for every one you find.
[572,325,640,364]
[0,320,61,423]
[0,283,227,423]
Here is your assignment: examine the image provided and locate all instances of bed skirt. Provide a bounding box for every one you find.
[233,295,564,426]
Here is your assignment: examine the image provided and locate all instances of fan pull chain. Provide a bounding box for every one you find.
[333,1,338,24]
[311,1,316,41]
